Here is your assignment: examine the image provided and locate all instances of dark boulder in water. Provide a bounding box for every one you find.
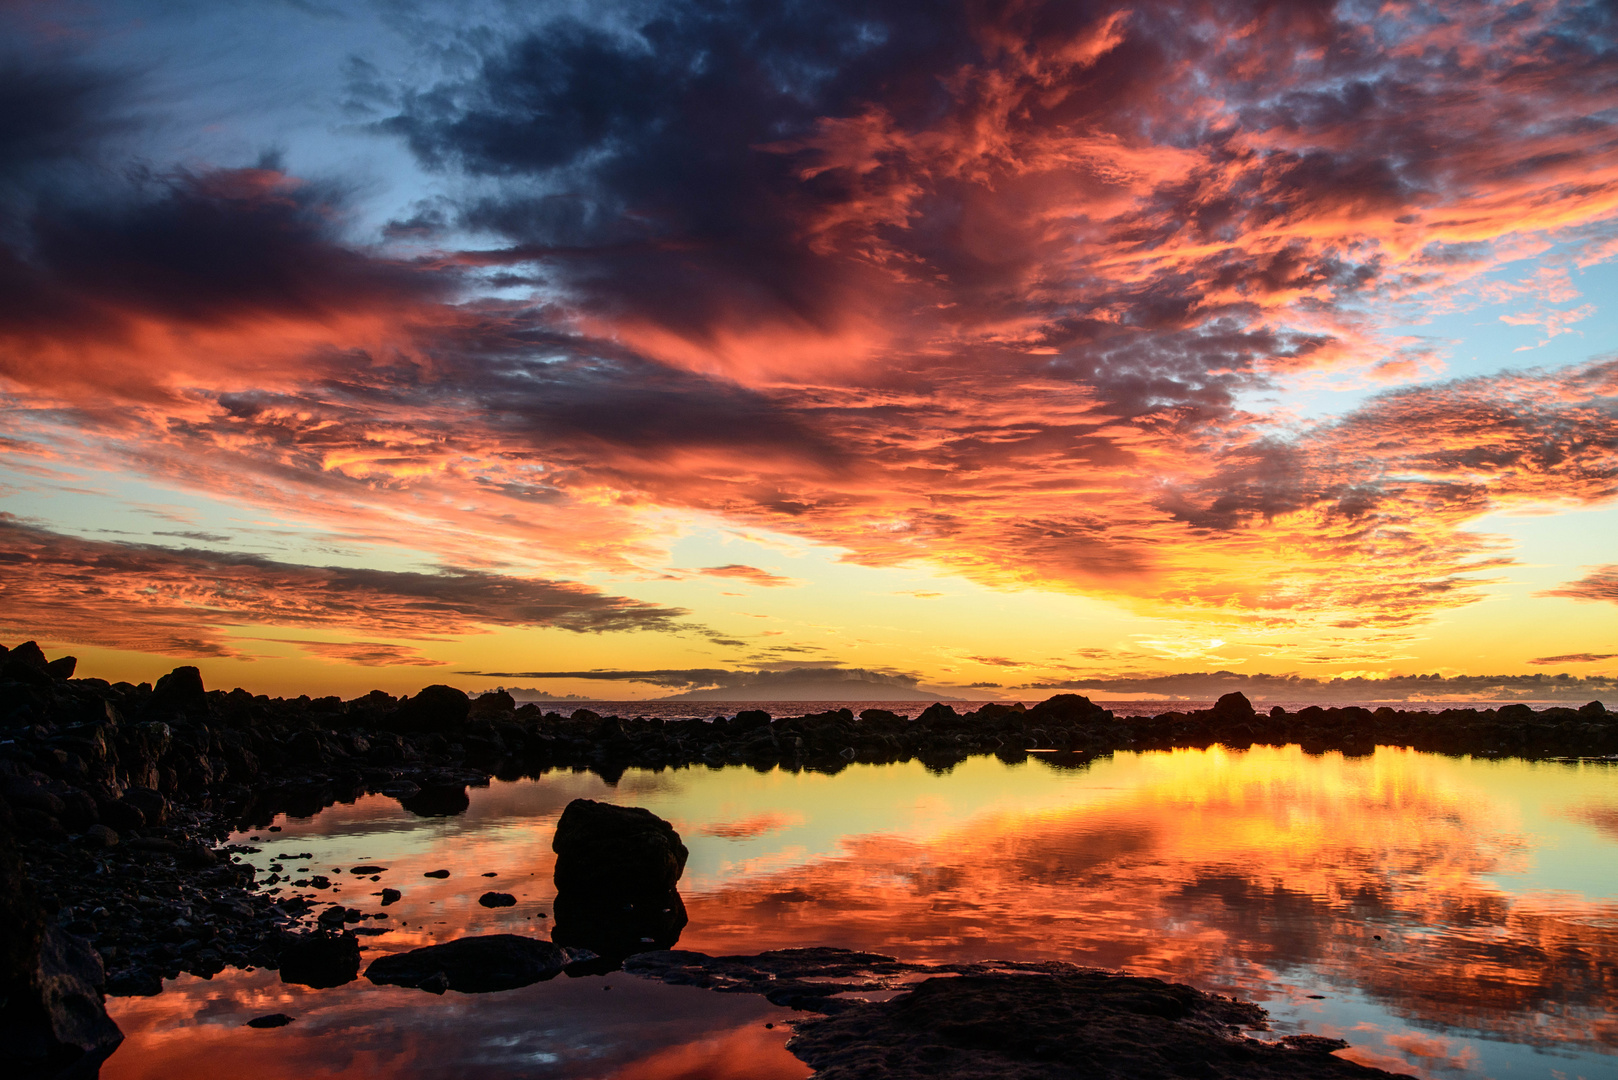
[1212,691,1256,720]
[551,799,688,959]
[278,930,360,989]
[399,785,469,818]
[365,934,593,993]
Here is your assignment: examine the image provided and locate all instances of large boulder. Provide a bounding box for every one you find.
[0,923,123,1079]
[148,666,209,717]
[551,799,689,959]
[1211,692,1256,721]
[365,935,592,994]
[387,685,470,733]
[1025,694,1106,724]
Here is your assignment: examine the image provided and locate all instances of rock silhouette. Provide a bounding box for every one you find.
[364,934,593,993]
[789,970,1413,1079]
[277,930,360,989]
[550,799,689,959]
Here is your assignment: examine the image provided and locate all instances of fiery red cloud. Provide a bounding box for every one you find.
[3,1,1618,659]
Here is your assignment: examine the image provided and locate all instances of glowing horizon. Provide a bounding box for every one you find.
[3,0,1617,699]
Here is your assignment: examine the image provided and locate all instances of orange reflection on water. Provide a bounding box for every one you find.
[104,747,1617,1079]
[672,748,1618,1053]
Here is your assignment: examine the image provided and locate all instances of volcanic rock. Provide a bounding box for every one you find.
[364,934,593,993]
[787,971,1412,1079]
[478,892,516,908]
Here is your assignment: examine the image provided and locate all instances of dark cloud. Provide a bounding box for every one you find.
[266,639,446,667]
[0,515,689,658]
[153,530,232,543]
[459,665,922,691]
[1529,653,1618,665]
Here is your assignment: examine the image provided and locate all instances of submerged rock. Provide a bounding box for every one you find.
[364,934,593,993]
[550,799,688,959]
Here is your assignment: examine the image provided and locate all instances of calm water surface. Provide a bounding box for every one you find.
[104,746,1618,1079]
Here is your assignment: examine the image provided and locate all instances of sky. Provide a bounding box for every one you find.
[2,0,1617,702]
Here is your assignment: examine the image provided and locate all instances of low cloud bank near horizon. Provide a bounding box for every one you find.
[458,665,925,693]
[1026,671,1618,704]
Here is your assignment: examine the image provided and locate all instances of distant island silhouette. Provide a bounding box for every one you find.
[659,676,975,702]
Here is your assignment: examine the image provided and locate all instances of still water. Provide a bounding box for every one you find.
[105,746,1618,1079]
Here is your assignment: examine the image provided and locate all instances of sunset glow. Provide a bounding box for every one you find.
[4,0,1618,698]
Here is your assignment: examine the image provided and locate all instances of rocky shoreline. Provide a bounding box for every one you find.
[1,638,1611,1075]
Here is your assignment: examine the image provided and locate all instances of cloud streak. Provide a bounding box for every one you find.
[0,516,689,658]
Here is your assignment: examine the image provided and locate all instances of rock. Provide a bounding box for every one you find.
[44,656,77,680]
[1,777,65,818]
[6,640,48,670]
[1579,700,1607,716]
[14,808,66,841]
[1,927,124,1077]
[478,892,516,908]
[246,1013,294,1028]
[350,865,386,875]
[278,931,361,989]
[787,971,1412,1079]
[81,824,119,849]
[388,685,470,733]
[398,785,470,817]
[379,888,401,905]
[469,690,516,718]
[1212,692,1256,720]
[120,787,168,827]
[105,966,163,997]
[419,971,449,995]
[424,869,450,879]
[364,934,593,993]
[0,815,46,1007]
[733,709,772,731]
[1024,694,1104,724]
[551,799,688,958]
[149,666,209,717]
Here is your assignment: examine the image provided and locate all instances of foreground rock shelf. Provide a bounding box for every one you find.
[626,947,1413,1078]
[1,636,1611,1075]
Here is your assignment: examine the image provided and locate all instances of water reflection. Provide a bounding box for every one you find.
[106,746,1618,1080]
